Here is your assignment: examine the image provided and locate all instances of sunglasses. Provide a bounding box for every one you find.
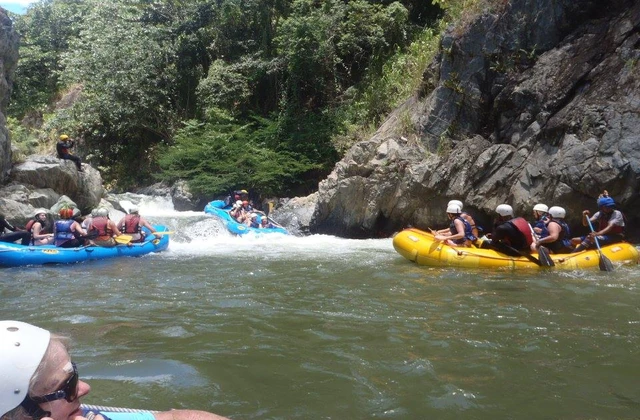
[31,362,79,403]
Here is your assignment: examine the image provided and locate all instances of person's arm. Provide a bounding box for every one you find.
[536,221,560,245]
[72,222,87,236]
[153,409,230,420]
[141,218,157,233]
[593,212,622,236]
[1,217,17,231]
[110,221,123,236]
[437,219,465,242]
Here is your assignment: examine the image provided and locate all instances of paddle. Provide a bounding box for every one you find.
[114,234,133,244]
[585,218,614,272]
[494,241,545,267]
[537,246,555,267]
[151,231,173,235]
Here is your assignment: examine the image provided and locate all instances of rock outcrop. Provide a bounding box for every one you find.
[0,155,104,223]
[305,0,640,239]
[0,8,19,183]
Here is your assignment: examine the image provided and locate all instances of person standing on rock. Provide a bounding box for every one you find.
[56,134,83,172]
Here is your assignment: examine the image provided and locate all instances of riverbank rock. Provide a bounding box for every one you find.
[307,0,640,239]
[9,155,104,213]
[0,8,19,184]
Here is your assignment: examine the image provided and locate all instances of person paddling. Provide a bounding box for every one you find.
[116,205,158,243]
[433,203,476,247]
[571,193,626,253]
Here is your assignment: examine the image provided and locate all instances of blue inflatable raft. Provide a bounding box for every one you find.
[204,200,288,235]
[0,225,170,267]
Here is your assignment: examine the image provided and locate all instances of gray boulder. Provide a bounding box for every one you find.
[10,155,104,213]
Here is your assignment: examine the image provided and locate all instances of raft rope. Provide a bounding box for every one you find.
[81,404,159,414]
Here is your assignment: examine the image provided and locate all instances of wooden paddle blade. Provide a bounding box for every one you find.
[537,246,555,267]
[598,253,614,272]
[114,234,133,244]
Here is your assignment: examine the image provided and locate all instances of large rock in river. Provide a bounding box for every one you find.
[10,155,104,213]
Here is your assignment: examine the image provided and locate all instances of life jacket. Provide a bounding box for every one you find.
[26,219,49,235]
[122,214,141,234]
[54,219,76,243]
[507,217,534,246]
[597,210,625,234]
[449,216,477,244]
[90,217,112,240]
[534,216,549,238]
[461,212,479,238]
[547,219,572,248]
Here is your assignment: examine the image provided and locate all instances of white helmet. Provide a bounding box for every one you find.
[33,208,47,217]
[446,204,462,214]
[96,207,109,217]
[495,204,514,217]
[548,206,566,218]
[447,200,464,209]
[128,205,139,214]
[90,208,99,217]
[235,200,243,207]
[0,321,51,418]
[532,203,548,213]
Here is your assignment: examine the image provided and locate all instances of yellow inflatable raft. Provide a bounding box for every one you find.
[393,228,639,270]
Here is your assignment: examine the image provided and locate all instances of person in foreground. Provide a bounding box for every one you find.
[0,320,231,420]
[571,193,626,253]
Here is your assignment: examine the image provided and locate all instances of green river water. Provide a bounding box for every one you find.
[1,200,639,419]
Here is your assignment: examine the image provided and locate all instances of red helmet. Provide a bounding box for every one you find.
[59,207,74,219]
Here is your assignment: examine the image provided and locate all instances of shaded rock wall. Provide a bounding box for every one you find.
[0,8,19,183]
[309,0,640,239]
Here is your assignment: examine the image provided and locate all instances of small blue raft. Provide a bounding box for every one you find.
[0,225,170,267]
[204,200,288,235]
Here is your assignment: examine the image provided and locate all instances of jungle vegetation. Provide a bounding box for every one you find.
[8,0,480,198]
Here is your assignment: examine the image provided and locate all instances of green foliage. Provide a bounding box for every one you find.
[9,0,90,118]
[331,25,441,151]
[274,0,411,110]
[6,117,44,163]
[158,110,322,197]
[9,0,467,196]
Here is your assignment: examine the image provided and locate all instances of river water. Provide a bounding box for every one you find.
[1,197,639,419]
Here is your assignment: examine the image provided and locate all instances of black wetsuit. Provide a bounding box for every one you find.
[0,215,31,245]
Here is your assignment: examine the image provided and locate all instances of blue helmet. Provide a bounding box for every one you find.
[597,197,615,207]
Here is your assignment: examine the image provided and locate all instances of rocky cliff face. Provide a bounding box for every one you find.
[0,8,19,183]
[304,0,640,239]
